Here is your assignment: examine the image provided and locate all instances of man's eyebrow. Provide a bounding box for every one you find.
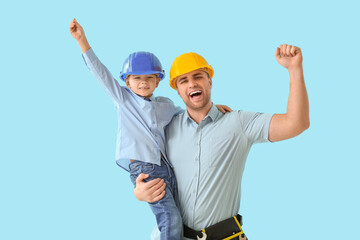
[192,73,204,77]
[178,76,188,82]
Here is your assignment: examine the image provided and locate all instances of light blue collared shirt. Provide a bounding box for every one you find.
[82,48,182,171]
[151,104,273,240]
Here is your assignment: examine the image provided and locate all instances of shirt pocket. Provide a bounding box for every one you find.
[209,131,236,168]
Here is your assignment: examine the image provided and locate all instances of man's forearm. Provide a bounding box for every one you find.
[286,66,310,133]
[269,45,309,142]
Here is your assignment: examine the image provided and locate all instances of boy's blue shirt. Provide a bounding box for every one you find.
[82,48,183,171]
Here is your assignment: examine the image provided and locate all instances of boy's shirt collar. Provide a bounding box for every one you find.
[146,95,155,102]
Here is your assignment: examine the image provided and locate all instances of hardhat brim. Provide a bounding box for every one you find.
[169,65,214,90]
[120,70,165,81]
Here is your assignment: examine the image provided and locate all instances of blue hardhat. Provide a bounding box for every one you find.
[120,51,165,81]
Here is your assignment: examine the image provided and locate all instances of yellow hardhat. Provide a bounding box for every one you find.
[169,52,214,90]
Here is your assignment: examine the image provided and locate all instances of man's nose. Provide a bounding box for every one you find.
[188,79,198,87]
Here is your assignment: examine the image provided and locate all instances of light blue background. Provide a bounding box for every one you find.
[1,0,359,239]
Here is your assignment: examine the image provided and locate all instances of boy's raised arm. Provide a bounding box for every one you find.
[69,18,91,53]
[69,18,124,103]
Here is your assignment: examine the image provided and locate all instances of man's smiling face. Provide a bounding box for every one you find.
[176,69,212,112]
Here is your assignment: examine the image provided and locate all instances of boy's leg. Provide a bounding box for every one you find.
[148,184,182,240]
[130,160,182,240]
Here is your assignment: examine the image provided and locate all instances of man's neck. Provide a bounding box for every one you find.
[186,103,213,124]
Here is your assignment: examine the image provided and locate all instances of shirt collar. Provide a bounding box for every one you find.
[184,102,220,125]
[147,95,155,102]
[207,103,220,122]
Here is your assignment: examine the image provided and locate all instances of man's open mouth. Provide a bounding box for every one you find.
[189,90,202,99]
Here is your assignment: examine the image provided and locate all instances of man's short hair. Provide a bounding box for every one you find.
[200,68,210,79]
[174,68,211,88]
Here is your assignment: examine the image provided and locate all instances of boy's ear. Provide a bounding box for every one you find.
[155,78,161,88]
[124,77,131,87]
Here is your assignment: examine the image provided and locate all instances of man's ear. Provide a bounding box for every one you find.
[209,77,212,88]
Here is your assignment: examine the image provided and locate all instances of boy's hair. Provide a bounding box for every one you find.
[125,73,160,80]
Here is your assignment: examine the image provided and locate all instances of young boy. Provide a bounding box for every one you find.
[69,19,229,239]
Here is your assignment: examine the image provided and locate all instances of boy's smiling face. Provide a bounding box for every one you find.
[125,74,160,98]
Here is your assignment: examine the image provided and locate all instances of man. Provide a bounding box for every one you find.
[134,44,309,240]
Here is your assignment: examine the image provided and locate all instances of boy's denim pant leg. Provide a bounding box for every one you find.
[130,159,182,240]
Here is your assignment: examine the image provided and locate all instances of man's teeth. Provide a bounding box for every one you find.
[190,91,201,96]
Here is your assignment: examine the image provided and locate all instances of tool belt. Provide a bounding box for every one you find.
[184,214,244,240]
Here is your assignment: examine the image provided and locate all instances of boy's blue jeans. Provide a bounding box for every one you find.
[129,158,182,240]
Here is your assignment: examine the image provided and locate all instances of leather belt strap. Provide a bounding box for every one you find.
[184,214,244,240]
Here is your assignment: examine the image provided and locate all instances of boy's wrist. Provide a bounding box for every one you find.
[77,36,91,53]
[76,35,87,44]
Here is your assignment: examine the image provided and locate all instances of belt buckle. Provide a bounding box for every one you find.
[197,232,207,240]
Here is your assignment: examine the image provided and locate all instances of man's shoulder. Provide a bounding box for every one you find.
[216,110,243,121]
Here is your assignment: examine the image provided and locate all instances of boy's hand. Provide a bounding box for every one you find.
[216,104,233,114]
[69,18,90,53]
[69,18,85,41]
[134,173,166,203]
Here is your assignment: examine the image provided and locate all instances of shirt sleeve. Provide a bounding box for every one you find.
[173,105,184,116]
[82,48,124,104]
[165,97,184,116]
[156,96,185,117]
[238,111,274,144]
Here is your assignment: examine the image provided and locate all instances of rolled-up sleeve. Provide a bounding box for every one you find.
[238,111,274,144]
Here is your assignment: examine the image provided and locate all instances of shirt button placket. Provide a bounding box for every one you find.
[192,126,202,225]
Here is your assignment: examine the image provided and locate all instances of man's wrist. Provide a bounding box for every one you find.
[288,65,303,73]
